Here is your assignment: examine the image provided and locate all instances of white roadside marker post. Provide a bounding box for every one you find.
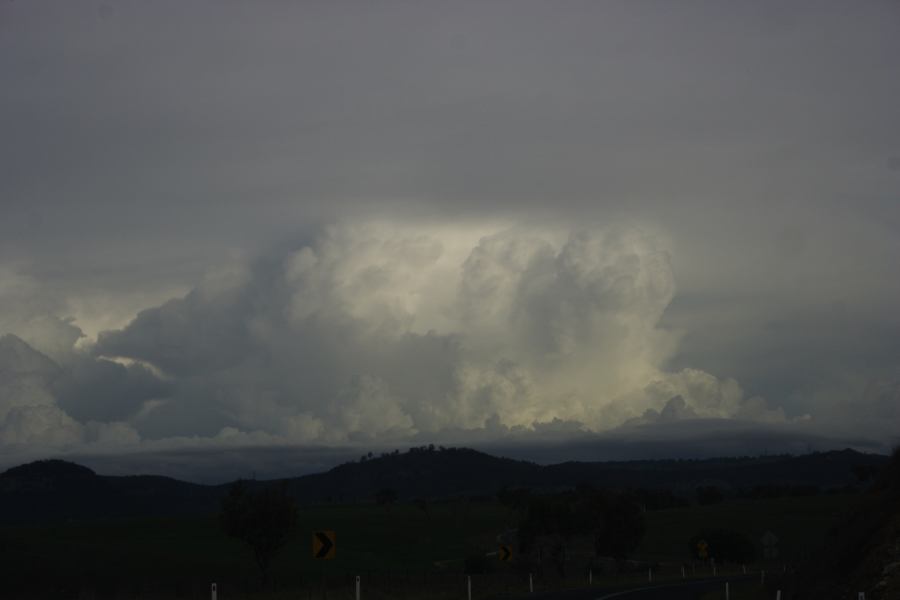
[529,573,533,593]
[713,565,717,577]
[682,565,686,579]
[211,583,217,600]
[648,568,652,582]
[467,575,472,600]
[588,569,592,585]
[761,570,765,585]
[725,581,730,600]
[776,590,782,600]
[355,575,360,600]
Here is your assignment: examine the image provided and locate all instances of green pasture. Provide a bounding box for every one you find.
[640,493,854,562]
[0,493,854,598]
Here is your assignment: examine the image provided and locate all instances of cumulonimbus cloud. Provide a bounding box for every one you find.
[80,221,783,445]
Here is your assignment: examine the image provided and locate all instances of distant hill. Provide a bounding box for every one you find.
[280,446,889,503]
[0,448,888,524]
[281,447,540,503]
[0,459,220,523]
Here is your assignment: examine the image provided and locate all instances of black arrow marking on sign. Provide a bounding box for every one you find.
[499,545,511,561]
[315,531,333,558]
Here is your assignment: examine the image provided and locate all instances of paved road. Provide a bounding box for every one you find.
[521,576,757,600]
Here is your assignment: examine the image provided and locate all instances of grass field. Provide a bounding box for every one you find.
[640,493,854,562]
[0,493,856,598]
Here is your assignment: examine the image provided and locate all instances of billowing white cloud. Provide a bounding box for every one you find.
[86,221,787,444]
[1,219,897,476]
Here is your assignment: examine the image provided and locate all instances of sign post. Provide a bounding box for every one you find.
[761,531,779,560]
[312,531,335,600]
[697,540,709,559]
[313,530,336,560]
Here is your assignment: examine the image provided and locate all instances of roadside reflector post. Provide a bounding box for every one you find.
[743,564,746,574]
[858,593,866,600]
[725,581,730,600]
[681,565,685,579]
[588,569,592,585]
[467,575,472,600]
[648,567,652,582]
[776,591,782,600]
[211,583,217,600]
[761,570,765,585]
[713,565,717,576]
[529,573,533,593]
[355,575,360,600]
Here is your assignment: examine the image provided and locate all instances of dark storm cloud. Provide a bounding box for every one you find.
[65,445,369,485]
[54,357,172,423]
[480,418,889,467]
[1,1,899,474]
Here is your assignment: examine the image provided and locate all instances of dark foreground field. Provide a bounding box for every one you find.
[0,492,852,599]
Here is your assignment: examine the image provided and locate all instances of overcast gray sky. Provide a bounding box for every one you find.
[1,1,899,479]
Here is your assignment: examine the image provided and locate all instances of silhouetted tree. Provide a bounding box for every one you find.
[580,491,645,562]
[220,480,298,583]
[518,490,644,576]
[518,495,578,577]
[375,487,397,508]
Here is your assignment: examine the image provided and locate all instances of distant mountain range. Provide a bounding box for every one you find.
[0,447,888,524]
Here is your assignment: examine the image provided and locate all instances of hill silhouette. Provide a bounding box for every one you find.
[0,459,219,523]
[0,447,888,524]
